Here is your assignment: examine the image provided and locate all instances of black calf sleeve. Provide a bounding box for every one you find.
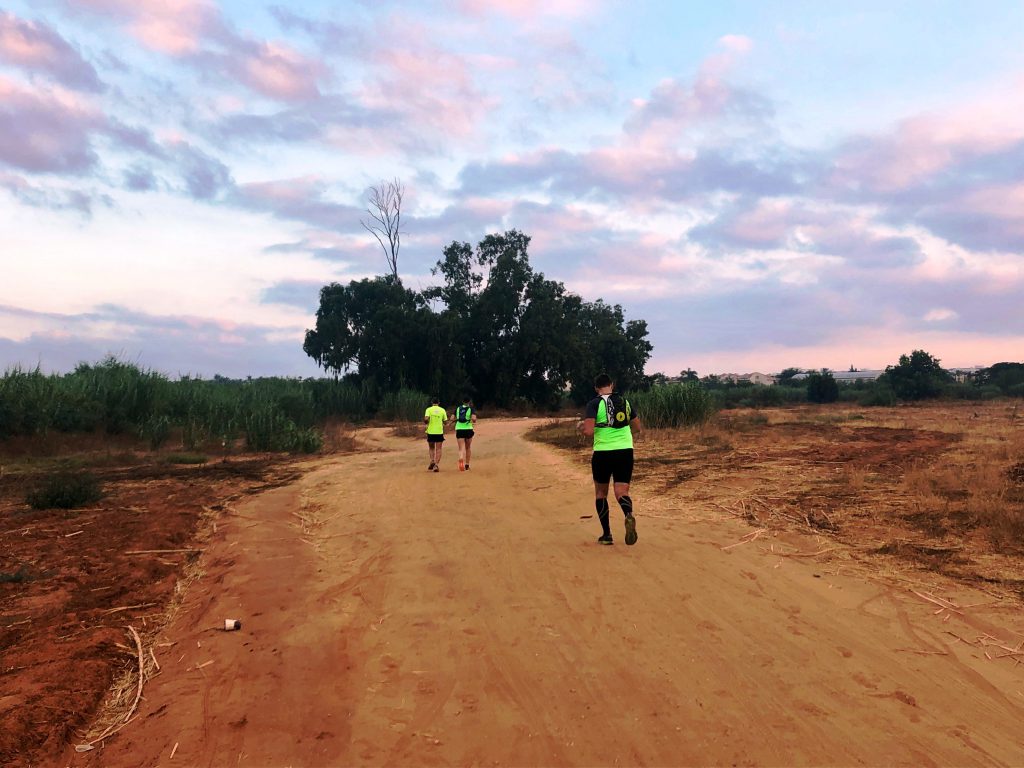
[617,495,634,517]
[596,498,611,535]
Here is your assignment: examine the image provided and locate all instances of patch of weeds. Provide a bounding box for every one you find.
[0,566,32,584]
[25,469,102,510]
[163,452,209,465]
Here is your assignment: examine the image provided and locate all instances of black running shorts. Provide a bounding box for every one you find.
[455,429,475,439]
[426,434,445,443]
[591,448,634,484]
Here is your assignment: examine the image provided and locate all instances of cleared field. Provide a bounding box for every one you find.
[2,403,1022,766]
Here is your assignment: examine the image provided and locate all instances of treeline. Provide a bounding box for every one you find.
[303,230,652,409]
[0,357,427,452]
[659,352,1024,408]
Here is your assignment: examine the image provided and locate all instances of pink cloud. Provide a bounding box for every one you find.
[229,41,323,102]
[357,25,496,142]
[64,0,219,55]
[0,76,104,173]
[624,35,766,150]
[0,11,102,91]
[830,76,1024,194]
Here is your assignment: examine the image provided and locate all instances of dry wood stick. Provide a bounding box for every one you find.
[125,548,203,555]
[126,626,145,722]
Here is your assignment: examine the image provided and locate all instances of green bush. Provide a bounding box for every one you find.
[26,470,103,509]
[858,385,897,407]
[806,371,839,404]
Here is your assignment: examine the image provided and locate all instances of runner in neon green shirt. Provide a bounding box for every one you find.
[423,397,447,472]
[578,372,642,545]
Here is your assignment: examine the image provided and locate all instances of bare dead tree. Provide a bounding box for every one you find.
[361,178,404,280]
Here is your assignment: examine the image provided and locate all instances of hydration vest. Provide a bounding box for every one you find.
[456,405,473,425]
[599,393,631,429]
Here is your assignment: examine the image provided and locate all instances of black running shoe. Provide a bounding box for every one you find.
[597,534,614,545]
[433,465,440,472]
[464,464,470,471]
[427,462,435,471]
[624,514,638,546]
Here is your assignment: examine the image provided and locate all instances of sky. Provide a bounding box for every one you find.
[1,0,1023,379]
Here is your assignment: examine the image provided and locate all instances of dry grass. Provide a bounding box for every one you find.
[535,399,1024,598]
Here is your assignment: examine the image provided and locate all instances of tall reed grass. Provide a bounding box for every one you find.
[0,356,404,454]
[630,383,716,428]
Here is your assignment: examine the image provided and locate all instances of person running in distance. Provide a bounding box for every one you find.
[450,397,477,471]
[424,397,447,472]
[578,373,642,545]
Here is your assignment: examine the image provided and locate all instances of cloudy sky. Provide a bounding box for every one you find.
[1,0,1022,378]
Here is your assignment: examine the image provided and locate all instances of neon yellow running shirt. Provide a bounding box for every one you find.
[585,395,635,451]
[454,405,474,430]
[424,405,447,435]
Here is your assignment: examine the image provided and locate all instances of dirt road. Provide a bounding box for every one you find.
[68,420,1024,766]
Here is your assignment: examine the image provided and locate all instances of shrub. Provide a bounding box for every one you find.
[859,385,896,407]
[26,470,102,509]
[806,370,839,404]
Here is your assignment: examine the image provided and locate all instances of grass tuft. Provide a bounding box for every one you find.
[26,469,103,509]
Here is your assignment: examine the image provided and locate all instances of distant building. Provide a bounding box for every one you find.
[948,366,984,383]
[790,369,884,383]
[720,372,777,386]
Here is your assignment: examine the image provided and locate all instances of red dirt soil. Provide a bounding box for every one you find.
[0,457,299,766]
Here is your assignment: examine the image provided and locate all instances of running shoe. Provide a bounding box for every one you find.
[427,462,435,471]
[465,464,470,471]
[597,533,614,545]
[459,459,465,472]
[624,514,638,546]
[433,465,440,473]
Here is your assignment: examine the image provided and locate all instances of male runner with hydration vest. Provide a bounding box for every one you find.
[578,373,642,545]
[450,397,477,471]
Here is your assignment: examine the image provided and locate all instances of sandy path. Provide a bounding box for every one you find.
[68,420,1024,767]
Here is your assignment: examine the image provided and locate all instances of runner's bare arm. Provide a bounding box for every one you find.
[579,418,596,438]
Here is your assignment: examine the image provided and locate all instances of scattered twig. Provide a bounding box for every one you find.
[170,741,179,759]
[103,602,157,614]
[721,529,766,551]
[64,530,84,538]
[125,548,203,555]
[126,626,144,723]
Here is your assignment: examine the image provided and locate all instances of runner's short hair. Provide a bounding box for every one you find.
[432,396,440,404]
[594,373,613,389]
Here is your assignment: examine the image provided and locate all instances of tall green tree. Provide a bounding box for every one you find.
[304,230,653,409]
[880,349,952,401]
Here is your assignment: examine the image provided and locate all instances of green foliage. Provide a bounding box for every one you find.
[0,360,360,453]
[711,385,805,409]
[304,230,652,409]
[880,349,952,401]
[243,405,323,453]
[378,389,430,422]
[976,362,1024,395]
[857,384,897,407]
[26,470,102,510]
[776,367,804,386]
[631,383,716,428]
[806,370,839,404]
